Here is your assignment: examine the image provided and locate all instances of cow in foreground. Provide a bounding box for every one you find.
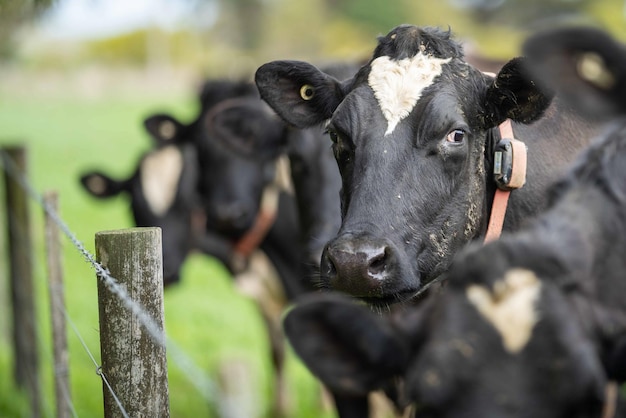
[255,24,604,305]
[283,26,626,418]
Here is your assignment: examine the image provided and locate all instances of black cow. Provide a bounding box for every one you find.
[80,117,238,286]
[147,81,313,299]
[283,26,626,418]
[142,76,360,416]
[255,24,604,305]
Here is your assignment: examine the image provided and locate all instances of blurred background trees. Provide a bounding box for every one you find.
[0,0,57,59]
[1,0,625,96]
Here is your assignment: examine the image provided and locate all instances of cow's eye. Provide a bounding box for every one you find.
[328,130,339,144]
[446,129,465,144]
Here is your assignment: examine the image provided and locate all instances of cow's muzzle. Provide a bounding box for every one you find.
[321,232,400,299]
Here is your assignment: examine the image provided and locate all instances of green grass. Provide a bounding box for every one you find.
[0,80,335,418]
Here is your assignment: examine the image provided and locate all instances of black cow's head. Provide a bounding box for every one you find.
[142,81,290,245]
[148,81,288,241]
[285,264,626,418]
[195,95,288,239]
[523,26,626,122]
[256,25,552,304]
[398,259,617,418]
[81,116,201,285]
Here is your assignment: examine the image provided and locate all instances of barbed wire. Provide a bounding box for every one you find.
[4,171,128,418]
[0,149,220,408]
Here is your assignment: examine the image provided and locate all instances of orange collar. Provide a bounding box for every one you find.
[484,120,528,243]
[233,185,279,259]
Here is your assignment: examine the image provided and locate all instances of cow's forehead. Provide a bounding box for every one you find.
[368,53,452,136]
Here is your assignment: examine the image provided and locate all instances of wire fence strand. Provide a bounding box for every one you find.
[0,149,219,410]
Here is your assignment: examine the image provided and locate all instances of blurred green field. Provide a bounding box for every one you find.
[0,79,334,418]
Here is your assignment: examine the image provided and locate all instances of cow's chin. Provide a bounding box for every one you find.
[357,255,450,307]
[339,272,423,308]
[358,287,422,308]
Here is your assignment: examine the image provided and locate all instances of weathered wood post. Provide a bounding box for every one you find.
[43,191,72,418]
[2,146,41,418]
[95,227,170,418]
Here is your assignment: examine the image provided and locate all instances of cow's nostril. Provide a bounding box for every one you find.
[368,248,388,275]
[321,247,338,281]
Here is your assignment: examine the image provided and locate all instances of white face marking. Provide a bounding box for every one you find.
[466,268,541,354]
[140,145,184,216]
[368,54,451,136]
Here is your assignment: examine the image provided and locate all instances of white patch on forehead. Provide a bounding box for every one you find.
[140,145,184,216]
[466,269,541,354]
[368,54,451,136]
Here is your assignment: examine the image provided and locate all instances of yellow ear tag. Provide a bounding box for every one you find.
[300,84,315,100]
[577,52,615,90]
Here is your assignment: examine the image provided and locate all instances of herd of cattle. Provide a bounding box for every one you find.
[81,23,626,418]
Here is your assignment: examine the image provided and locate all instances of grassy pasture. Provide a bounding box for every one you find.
[0,73,333,418]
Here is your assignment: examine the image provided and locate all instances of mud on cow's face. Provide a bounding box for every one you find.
[255,25,550,304]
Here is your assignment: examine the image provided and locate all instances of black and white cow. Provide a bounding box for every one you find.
[255,25,605,305]
[80,116,237,286]
[80,80,305,416]
[283,26,626,418]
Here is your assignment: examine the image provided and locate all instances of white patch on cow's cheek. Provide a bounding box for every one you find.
[368,54,451,136]
[140,146,184,216]
[466,269,541,354]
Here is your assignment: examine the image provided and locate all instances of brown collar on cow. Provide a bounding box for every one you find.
[484,119,528,243]
[233,184,279,259]
[233,156,291,259]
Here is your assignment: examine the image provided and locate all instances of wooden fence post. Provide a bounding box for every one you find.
[95,227,170,418]
[2,146,41,418]
[43,191,72,418]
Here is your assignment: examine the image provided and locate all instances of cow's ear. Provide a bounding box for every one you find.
[80,172,127,198]
[255,60,346,128]
[143,114,184,144]
[524,27,626,120]
[283,293,410,396]
[482,57,554,128]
